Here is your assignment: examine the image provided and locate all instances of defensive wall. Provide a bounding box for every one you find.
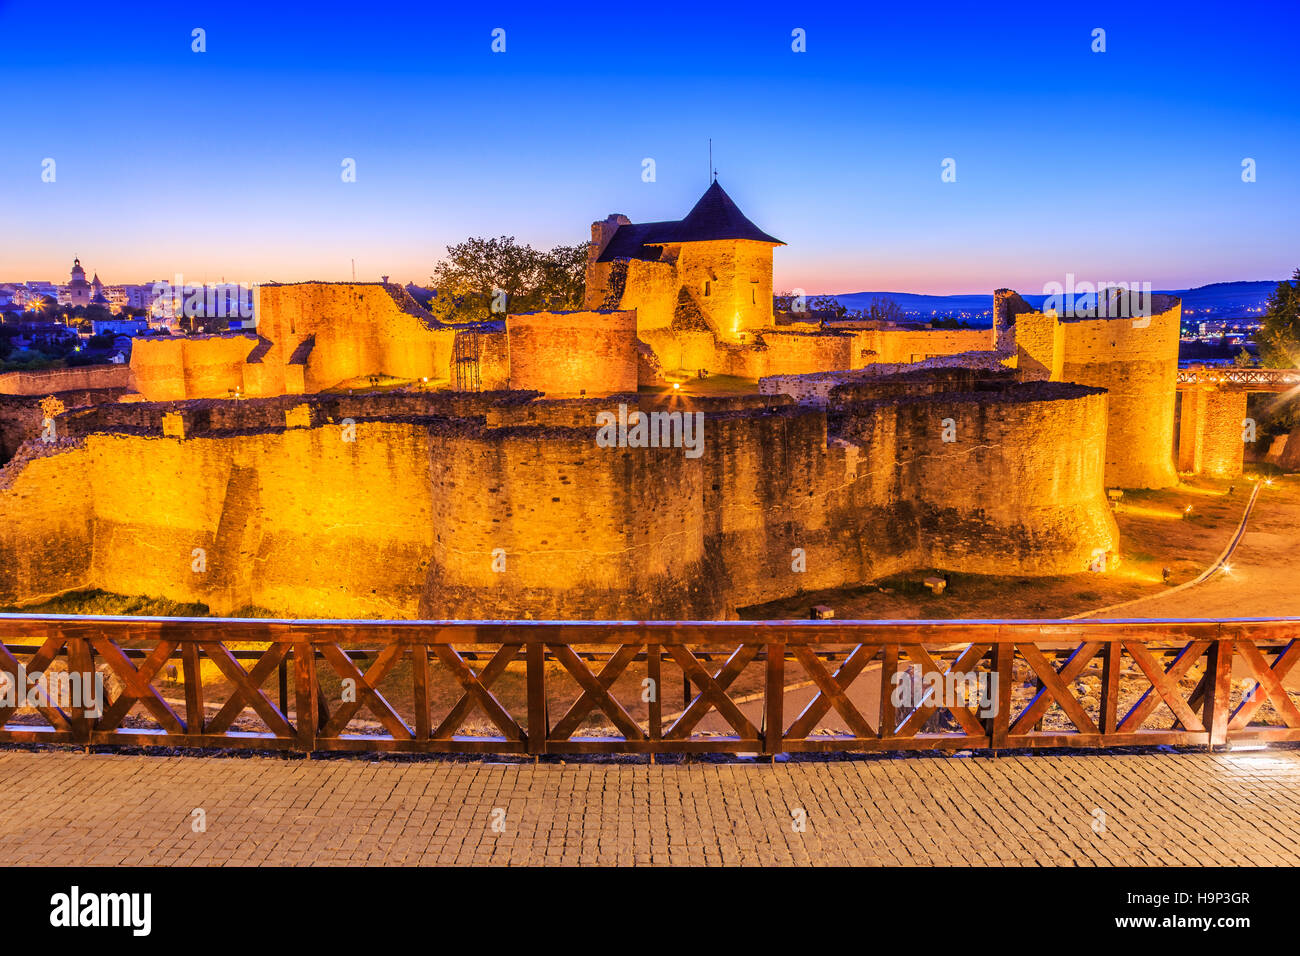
[762,292,1183,490]
[0,385,131,464]
[0,374,1117,619]
[1178,389,1248,479]
[994,289,1182,489]
[129,283,461,401]
[0,365,130,396]
[506,310,638,396]
[128,283,644,401]
[760,352,1014,407]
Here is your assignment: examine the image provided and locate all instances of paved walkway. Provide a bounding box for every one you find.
[2,747,1298,865]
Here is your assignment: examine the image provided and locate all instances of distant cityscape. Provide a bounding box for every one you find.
[0,258,256,370]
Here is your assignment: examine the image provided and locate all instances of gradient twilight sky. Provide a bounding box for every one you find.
[1,0,1296,294]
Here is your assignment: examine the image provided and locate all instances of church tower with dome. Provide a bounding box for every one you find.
[65,257,92,308]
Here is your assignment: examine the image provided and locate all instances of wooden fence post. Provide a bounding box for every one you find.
[1203,629,1234,749]
[526,641,546,756]
[988,640,1013,751]
[647,643,662,746]
[1098,640,1122,737]
[64,629,94,747]
[879,644,899,740]
[181,640,204,740]
[764,642,784,757]
[293,636,317,754]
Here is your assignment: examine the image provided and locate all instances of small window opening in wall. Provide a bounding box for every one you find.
[704,281,711,297]
[752,287,756,305]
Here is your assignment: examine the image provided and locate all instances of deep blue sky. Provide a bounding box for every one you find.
[1,0,1296,293]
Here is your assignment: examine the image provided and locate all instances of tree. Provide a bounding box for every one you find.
[428,236,586,323]
[532,243,587,311]
[809,295,846,318]
[865,296,903,323]
[1257,268,1300,368]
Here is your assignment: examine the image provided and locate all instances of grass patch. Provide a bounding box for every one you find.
[0,589,210,617]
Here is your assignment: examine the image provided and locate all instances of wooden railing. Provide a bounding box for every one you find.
[1177,365,1300,391]
[1,615,1297,755]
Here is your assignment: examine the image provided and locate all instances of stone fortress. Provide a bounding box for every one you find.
[0,180,1227,620]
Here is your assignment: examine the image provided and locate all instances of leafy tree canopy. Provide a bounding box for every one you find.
[1257,268,1300,368]
[428,236,586,323]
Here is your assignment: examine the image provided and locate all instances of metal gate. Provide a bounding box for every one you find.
[453,331,481,392]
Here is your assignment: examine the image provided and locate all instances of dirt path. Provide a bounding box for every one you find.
[1078,476,1300,620]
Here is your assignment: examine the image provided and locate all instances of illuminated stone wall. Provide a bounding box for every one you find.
[130,334,260,401]
[0,365,130,396]
[253,282,456,392]
[614,260,679,331]
[0,444,95,604]
[994,293,1182,489]
[859,327,995,366]
[672,240,775,338]
[0,381,1118,618]
[1178,389,1247,479]
[1054,299,1181,489]
[506,310,637,396]
[129,283,459,401]
[0,386,128,464]
[587,238,775,339]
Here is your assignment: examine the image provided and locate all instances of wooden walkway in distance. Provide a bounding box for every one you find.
[1,614,1298,756]
[1177,365,1300,392]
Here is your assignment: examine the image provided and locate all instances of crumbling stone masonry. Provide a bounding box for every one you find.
[0,374,1116,619]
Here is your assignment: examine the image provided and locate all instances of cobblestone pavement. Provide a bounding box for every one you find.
[1,747,1298,865]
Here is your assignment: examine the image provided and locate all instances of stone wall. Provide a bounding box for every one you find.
[0,442,96,604]
[506,310,637,396]
[0,365,130,396]
[673,239,775,338]
[0,387,128,464]
[1054,299,1181,489]
[858,327,995,365]
[130,334,260,402]
[759,330,855,377]
[990,293,1182,489]
[1178,389,1247,479]
[615,260,679,331]
[252,282,457,393]
[761,353,1014,407]
[587,237,775,339]
[128,283,461,401]
[0,381,1118,619]
[639,328,716,374]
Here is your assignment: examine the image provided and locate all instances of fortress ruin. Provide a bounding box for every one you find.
[0,180,1228,620]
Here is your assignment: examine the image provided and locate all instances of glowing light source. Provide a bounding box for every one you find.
[672,383,680,391]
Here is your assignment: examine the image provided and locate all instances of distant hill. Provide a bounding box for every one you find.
[820,280,1284,326]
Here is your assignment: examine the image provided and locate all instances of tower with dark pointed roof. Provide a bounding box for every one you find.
[90,273,110,308]
[584,181,783,339]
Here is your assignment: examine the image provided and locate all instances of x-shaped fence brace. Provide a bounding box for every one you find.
[0,619,1296,754]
